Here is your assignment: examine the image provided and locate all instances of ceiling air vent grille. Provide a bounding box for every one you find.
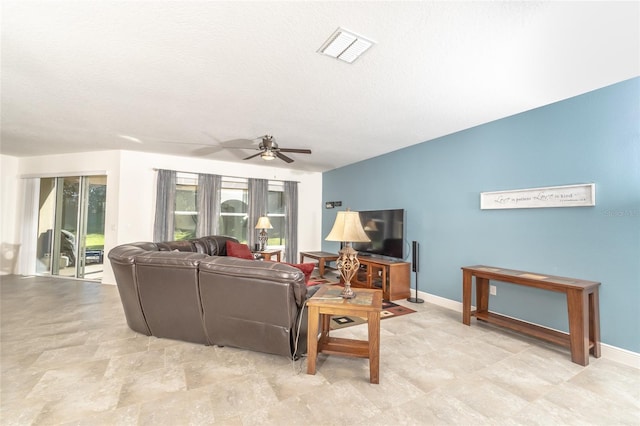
[318,28,375,64]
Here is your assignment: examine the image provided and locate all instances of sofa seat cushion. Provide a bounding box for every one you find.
[226,241,255,260]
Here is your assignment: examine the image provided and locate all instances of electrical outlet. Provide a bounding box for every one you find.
[490,285,497,296]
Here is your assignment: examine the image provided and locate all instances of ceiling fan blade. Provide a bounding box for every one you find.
[191,146,222,156]
[243,152,263,160]
[275,152,294,163]
[278,148,312,154]
[152,139,210,146]
[225,138,257,145]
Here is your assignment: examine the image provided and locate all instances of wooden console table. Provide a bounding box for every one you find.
[461,265,601,366]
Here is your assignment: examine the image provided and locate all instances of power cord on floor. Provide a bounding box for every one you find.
[291,298,308,373]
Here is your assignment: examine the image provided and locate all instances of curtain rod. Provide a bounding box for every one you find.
[151,168,300,183]
[20,170,108,179]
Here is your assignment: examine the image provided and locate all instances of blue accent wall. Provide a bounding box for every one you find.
[322,78,640,353]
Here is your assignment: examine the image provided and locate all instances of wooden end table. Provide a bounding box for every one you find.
[299,251,339,277]
[306,286,382,384]
[253,249,281,262]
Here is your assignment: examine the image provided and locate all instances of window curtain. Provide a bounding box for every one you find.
[247,178,268,250]
[284,181,298,263]
[153,169,176,242]
[196,173,221,237]
[18,178,39,275]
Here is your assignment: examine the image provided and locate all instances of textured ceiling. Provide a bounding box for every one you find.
[2,1,638,172]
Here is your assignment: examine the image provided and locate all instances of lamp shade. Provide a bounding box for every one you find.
[325,210,371,243]
[255,216,273,229]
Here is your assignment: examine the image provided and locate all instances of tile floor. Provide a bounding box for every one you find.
[1,274,638,425]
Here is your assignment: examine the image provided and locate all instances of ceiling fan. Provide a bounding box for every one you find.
[239,135,311,163]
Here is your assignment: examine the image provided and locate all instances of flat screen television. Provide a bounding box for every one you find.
[352,209,405,260]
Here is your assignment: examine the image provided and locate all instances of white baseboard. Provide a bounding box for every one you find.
[411,288,640,370]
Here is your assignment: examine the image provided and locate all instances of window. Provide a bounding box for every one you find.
[267,181,285,248]
[169,174,288,247]
[174,173,197,241]
[219,177,248,243]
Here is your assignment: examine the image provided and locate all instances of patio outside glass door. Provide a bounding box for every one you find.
[36,175,106,280]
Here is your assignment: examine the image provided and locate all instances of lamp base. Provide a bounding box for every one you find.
[340,284,356,299]
[258,229,268,251]
[335,243,360,299]
[406,297,424,303]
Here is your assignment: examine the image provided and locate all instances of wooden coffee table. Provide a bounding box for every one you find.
[306,286,382,384]
[299,251,339,277]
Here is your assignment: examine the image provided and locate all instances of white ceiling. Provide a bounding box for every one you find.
[2,1,638,172]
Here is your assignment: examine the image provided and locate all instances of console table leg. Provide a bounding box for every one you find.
[567,289,589,366]
[462,271,472,325]
[476,277,490,316]
[589,289,601,358]
[307,306,319,375]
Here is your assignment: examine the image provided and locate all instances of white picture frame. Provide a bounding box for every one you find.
[480,183,596,210]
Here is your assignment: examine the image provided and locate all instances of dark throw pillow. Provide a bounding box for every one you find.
[285,262,315,284]
[225,241,255,260]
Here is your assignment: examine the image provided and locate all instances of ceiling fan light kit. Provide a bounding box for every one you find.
[239,135,311,164]
[261,151,276,161]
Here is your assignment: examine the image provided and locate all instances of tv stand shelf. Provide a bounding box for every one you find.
[349,257,410,301]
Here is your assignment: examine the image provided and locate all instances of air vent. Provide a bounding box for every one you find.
[318,28,375,64]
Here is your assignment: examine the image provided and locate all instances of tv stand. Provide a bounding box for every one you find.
[349,257,410,301]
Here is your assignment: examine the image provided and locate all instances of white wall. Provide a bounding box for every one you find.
[1,155,20,275]
[11,150,323,284]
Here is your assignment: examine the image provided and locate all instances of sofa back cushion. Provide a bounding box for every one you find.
[134,251,210,345]
[226,240,255,260]
[198,257,307,357]
[157,240,197,252]
[192,235,240,256]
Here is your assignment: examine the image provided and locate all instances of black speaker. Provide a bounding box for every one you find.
[412,240,419,272]
[408,240,424,303]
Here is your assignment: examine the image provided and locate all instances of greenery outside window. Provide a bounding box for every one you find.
[267,181,285,249]
[174,173,198,241]
[170,175,286,247]
[220,177,248,243]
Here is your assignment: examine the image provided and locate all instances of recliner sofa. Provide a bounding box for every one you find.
[108,236,309,358]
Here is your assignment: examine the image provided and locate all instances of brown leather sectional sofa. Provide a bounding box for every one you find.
[108,236,309,359]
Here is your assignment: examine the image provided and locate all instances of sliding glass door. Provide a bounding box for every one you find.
[36,175,106,280]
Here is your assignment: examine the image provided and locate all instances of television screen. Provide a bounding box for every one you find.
[352,209,405,260]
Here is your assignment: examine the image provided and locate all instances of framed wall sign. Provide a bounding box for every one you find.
[480,183,595,210]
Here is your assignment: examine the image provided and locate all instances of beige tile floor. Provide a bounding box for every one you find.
[1,274,638,425]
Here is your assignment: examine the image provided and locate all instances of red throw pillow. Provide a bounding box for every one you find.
[225,241,255,260]
[285,262,315,284]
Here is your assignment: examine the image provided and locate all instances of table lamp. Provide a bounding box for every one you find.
[255,216,273,251]
[325,209,371,298]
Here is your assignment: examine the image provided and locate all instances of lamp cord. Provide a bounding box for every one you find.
[291,298,308,373]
